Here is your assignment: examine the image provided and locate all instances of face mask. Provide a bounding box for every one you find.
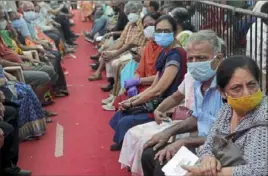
[187,56,217,82]
[144,26,155,39]
[142,7,148,15]
[154,33,174,48]
[226,89,263,114]
[128,13,139,23]
[23,11,37,22]
[0,20,7,30]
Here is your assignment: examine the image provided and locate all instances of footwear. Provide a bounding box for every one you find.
[110,143,122,151]
[102,103,115,111]
[66,40,78,46]
[90,54,100,61]
[100,83,113,92]
[85,36,94,43]
[44,110,58,117]
[101,94,115,105]
[46,117,53,123]
[88,74,102,81]
[90,63,99,71]
[4,165,32,176]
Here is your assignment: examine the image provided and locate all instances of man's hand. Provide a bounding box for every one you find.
[182,165,203,176]
[154,140,185,165]
[102,51,118,61]
[0,91,5,103]
[0,102,5,118]
[118,101,131,111]
[153,110,167,124]
[0,128,4,149]
[143,130,171,150]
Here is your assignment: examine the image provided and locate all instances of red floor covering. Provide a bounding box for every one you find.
[18,12,129,176]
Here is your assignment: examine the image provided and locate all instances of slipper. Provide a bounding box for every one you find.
[88,74,102,81]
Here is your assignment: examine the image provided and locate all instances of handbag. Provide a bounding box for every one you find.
[171,106,193,120]
[123,97,164,115]
[212,121,268,167]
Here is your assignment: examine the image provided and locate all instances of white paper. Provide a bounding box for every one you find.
[162,146,199,176]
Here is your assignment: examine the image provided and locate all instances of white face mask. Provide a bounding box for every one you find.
[24,11,37,22]
[127,13,139,23]
[142,7,148,16]
[143,26,155,39]
[0,20,7,30]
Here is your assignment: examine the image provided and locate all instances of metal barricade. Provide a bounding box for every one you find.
[179,1,267,94]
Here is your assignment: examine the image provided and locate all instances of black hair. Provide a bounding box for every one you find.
[155,15,178,33]
[149,1,159,11]
[261,2,268,24]
[171,7,196,32]
[216,55,260,89]
[142,12,161,24]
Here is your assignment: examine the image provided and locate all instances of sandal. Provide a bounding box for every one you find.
[88,74,102,81]
[46,117,53,123]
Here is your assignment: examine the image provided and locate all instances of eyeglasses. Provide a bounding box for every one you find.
[155,29,173,33]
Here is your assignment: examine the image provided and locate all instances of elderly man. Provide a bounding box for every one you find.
[0,103,31,176]
[141,30,225,176]
[89,2,145,92]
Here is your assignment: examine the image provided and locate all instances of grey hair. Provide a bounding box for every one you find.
[21,1,34,11]
[186,30,225,53]
[124,2,142,14]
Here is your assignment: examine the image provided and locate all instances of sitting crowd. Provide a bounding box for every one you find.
[0,0,267,176]
[85,1,267,176]
[0,1,78,175]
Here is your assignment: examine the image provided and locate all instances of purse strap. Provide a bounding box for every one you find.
[225,121,268,141]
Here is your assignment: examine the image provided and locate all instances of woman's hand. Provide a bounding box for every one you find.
[154,140,185,165]
[198,155,222,176]
[118,101,131,111]
[154,109,166,124]
[182,165,203,176]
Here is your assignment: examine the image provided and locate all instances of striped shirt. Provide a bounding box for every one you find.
[119,20,145,47]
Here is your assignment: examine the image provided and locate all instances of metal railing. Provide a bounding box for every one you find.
[179,1,268,94]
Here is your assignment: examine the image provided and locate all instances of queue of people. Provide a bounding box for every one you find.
[0,1,78,175]
[85,1,267,176]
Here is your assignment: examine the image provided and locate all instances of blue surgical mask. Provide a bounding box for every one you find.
[154,33,174,48]
[23,11,37,22]
[187,56,217,82]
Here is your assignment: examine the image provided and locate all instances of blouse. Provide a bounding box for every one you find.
[199,96,268,176]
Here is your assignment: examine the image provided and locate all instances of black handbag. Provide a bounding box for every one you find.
[212,121,268,167]
[123,97,164,115]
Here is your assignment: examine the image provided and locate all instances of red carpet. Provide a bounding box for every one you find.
[18,12,129,176]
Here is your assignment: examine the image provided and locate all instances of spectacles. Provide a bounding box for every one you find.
[155,29,173,33]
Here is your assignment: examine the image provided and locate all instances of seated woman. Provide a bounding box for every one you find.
[102,12,162,111]
[169,7,196,47]
[109,15,187,151]
[184,55,267,176]
[119,73,195,175]
[0,66,47,141]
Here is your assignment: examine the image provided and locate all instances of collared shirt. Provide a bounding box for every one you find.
[192,78,223,137]
[119,20,145,47]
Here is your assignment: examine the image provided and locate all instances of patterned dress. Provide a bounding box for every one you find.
[199,96,268,176]
[2,79,47,140]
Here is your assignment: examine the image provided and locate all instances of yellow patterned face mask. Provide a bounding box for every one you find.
[227,89,263,114]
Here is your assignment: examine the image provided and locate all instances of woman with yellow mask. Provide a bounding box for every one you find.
[184,55,267,176]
